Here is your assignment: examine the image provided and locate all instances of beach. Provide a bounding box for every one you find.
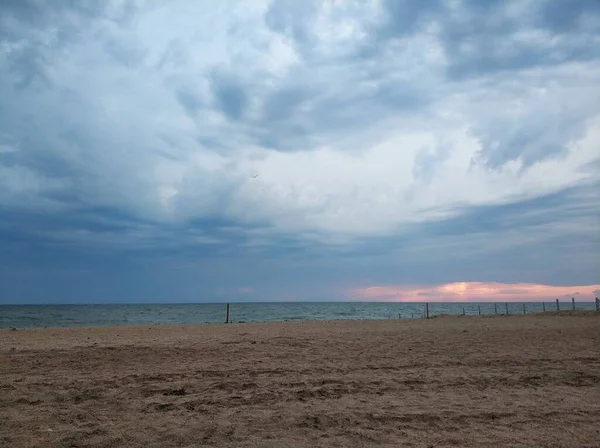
[1,313,599,447]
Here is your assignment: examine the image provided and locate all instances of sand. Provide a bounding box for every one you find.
[1,313,599,448]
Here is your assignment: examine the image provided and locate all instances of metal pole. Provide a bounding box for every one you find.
[462,307,465,316]
[596,298,599,312]
[426,303,429,319]
[523,303,526,314]
[478,305,481,315]
[542,302,546,312]
[494,303,497,315]
[572,297,575,311]
[556,299,560,311]
[225,303,230,324]
[505,303,509,315]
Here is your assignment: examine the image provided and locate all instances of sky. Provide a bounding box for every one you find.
[1,0,599,304]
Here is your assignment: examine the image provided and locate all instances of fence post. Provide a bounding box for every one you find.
[596,297,599,312]
[494,303,497,315]
[572,297,575,311]
[505,303,509,315]
[556,299,560,311]
[225,303,230,324]
[523,303,526,315]
[426,303,429,319]
[542,302,546,312]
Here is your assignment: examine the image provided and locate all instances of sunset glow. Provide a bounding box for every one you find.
[349,283,600,302]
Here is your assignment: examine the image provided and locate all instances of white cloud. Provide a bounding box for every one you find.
[0,0,598,243]
[224,116,599,238]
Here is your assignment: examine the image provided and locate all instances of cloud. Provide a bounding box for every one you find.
[350,282,600,302]
[236,287,253,294]
[0,0,599,303]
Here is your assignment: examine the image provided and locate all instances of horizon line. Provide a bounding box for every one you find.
[1,299,598,306]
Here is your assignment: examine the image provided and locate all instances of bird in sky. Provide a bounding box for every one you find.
[252,174,259,179]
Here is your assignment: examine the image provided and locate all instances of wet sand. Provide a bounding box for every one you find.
[1,313,599,447]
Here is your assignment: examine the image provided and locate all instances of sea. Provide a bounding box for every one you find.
[1,301,597,329]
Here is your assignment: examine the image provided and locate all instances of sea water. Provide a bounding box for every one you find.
[0,301,596,329]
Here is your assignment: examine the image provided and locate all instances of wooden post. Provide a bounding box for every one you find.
[571,297,575,311]
[596,297,599,312]
[478,305,481,315]
[494,303,498,315]
[426,303,429,319]
[542,302,546,312]
[523,303,526,314]
[225,303,230,324]
[505,303,509,315]
[556,299,559,311]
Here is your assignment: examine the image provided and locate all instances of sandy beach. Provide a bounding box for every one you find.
[1,313,599,447]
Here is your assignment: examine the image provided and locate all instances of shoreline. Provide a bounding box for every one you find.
[2,309,597,332]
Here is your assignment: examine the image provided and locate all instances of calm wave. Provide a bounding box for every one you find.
[1,301,597,329]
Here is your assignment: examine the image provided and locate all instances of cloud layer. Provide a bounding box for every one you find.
[1,0,599,303]
[351,282,600,302]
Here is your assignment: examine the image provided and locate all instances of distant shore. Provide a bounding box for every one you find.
[1,313,599,447]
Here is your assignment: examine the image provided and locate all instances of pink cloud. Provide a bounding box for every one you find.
[348,282,600,302]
